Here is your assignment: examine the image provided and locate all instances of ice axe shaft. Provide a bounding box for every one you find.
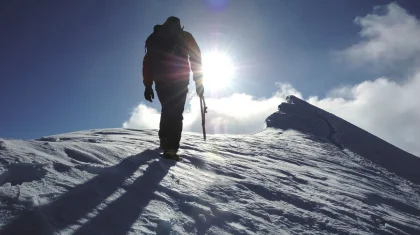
[200,96,207,140]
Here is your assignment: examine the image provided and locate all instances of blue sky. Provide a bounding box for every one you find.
[1,0,420,155]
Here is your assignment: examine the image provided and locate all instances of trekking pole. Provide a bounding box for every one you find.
[200,96,207,141]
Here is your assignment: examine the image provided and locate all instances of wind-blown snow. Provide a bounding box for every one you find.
[1,97,419,234]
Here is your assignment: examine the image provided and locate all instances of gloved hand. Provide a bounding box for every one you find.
[195,81,204,98]
[144,86,154,102]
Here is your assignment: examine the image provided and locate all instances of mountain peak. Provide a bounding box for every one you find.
[266,95,420,184]
[285,94,302,104]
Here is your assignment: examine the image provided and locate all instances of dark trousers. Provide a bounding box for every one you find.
[155,82,188,151]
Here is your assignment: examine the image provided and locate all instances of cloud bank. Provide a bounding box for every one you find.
[124,3,420,156]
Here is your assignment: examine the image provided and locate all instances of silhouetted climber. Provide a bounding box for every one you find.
[143,16,203,160]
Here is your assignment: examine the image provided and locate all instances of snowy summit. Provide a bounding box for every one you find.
[1,96,419,235]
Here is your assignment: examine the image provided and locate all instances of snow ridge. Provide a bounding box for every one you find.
[266,95,420,185]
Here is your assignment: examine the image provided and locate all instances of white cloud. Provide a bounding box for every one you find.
[328,2,420,156]
[123,84,301,135]
[341,3,420,66]
[123,105,161,130]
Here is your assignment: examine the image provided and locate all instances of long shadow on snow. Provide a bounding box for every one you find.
[73,155,175,235]
[0,149,166,235]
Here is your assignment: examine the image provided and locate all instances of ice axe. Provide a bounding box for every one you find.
[200,96,207,140]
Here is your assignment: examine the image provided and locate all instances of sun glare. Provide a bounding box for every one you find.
[202,51,235,90]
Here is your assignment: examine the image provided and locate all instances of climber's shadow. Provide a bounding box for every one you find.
[0,149,174,235]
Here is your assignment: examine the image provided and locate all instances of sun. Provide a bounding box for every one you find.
[202,51,235,90]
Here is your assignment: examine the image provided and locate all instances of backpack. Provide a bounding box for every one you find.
[143,22,191,84]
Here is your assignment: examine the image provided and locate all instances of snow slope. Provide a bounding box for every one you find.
[266,95,420,184]
[0,97,419,234]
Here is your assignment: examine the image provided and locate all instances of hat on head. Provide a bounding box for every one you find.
[164,16,181,25]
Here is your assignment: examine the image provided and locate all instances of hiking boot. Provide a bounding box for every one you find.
[163,149,180,161]
[159,138,168,150]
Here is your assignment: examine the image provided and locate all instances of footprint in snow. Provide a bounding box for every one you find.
[0,163,46,186]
